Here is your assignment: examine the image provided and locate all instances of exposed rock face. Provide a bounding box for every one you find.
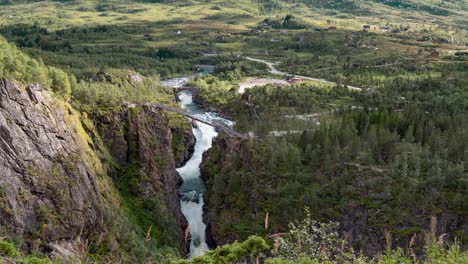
[94,104,190,252]
[127,71,144,87]
[171,126,196,167]
[201,136,245,248]
[0,78,192,254]
[0,79,106,245]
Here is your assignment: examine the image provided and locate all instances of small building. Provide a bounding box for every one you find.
[328,26,337,30]
[287,77,304,84]
[363,25,371,30]
[143,34,151,39]
[430,50,440,57]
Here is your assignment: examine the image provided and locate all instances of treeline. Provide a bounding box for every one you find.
[354,65,468,113]
[0,35,73,98]
[261,15,308,29]
[0,23,195,78]
[203,107,467,254]
[295,0,370,15]
[275,53,467,113]
[72,71,174,111]
[199,57,467,255]
[0,36,175,111]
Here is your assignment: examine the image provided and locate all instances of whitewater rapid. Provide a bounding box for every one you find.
[161,78,232,258]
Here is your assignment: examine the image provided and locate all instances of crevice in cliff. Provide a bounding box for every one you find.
[92,104,195,254]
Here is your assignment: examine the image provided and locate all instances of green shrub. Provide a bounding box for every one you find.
[0,240,18,257]
[0,36,49,85]
[48,67,72,99]
[19,256,51,264]
[172,236,269,264]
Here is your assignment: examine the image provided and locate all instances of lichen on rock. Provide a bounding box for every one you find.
[0,78,107,245]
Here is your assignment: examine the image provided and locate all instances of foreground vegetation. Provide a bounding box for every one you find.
[2,210,466,263]
[175,210,468,264]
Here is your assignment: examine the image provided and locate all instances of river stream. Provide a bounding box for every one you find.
[161,78,232,258]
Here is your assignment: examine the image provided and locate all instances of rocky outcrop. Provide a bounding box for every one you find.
[171,126,195,167]
[0,77,193,255]
[201,136,247,248]
[0,79,107,246]
[94,103,191,252]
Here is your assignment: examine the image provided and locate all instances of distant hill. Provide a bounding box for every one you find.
[262,0,466,16]
[1,0,466,16]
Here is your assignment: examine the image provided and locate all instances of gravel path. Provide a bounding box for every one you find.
[245,57,363,91]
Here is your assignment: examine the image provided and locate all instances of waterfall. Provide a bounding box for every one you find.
[162,78,232,258]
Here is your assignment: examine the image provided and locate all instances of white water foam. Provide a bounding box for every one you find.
[162,78,232,258]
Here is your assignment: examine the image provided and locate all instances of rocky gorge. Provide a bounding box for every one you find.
[0,77,196,258]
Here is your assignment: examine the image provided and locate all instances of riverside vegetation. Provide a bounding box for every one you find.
[0,0,466,263]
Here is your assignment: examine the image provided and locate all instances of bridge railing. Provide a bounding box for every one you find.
[152,103,249,139]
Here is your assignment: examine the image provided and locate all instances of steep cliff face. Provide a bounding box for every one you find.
[0,77,195,257]
[0,78,109,247]
[201,136,247,248]
[94,104,193,252]
[171,126,196,168]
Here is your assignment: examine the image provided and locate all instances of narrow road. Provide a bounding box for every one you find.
[245,57,363,91]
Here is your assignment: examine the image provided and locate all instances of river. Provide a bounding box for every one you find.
[161,78,233,258]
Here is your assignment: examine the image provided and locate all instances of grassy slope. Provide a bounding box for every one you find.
[1,0,465,34]
[0,0,464,89]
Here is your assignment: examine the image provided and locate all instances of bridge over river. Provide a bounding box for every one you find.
[151,103,249,140]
